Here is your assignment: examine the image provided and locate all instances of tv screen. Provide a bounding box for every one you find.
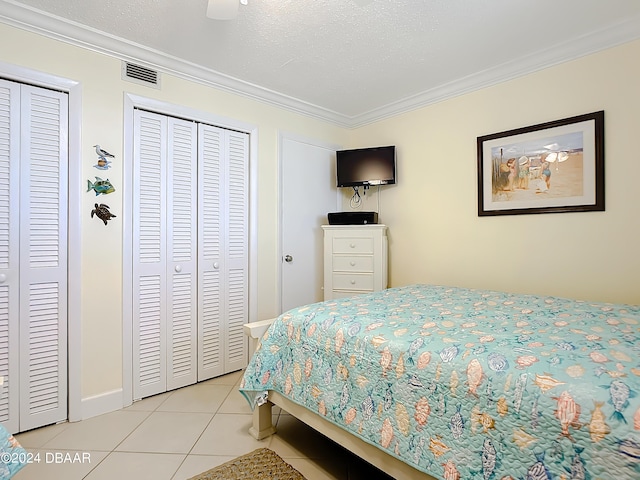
[336,145,396,187]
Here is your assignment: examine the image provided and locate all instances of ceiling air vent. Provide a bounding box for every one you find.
[122,62,161,89]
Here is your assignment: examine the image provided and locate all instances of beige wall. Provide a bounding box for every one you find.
[348,39,640,305]
[2,22,638,406]
[0,23,348,399]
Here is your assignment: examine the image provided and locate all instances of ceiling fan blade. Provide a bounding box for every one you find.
[207,0,239,20]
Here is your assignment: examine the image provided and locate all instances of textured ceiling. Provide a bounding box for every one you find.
[2,0,640,126]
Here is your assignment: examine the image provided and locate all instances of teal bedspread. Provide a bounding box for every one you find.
[0,423,27,479]
[240,285,640,479]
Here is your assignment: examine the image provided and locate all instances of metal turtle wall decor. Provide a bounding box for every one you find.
[91,203,116,225]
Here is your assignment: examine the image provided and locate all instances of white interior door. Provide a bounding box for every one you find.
[198,125,249,380]
[0,79,68,433]
[166,117,198,391]
[280,136,340,313]
[133,109,168,399]
[133,111,200,398]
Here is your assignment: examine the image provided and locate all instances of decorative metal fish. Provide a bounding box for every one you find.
[87,176,115,195]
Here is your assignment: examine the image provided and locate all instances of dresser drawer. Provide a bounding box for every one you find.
[332,273,374,291]
[332,237,374,254]
[332,255,374,273]
[331,290,364,300]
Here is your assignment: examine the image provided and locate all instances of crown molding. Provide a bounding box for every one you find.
[350,12,640,128]
[1,0,639,129]
[0,0,354,127]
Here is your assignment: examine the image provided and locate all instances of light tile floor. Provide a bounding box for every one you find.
[13,371,394,480]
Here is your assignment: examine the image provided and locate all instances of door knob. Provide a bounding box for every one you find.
[0,274,5,283]
[174,265,182,273]
[284,255,293,263]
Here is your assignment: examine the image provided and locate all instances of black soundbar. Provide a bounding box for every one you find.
[327,211,378,225]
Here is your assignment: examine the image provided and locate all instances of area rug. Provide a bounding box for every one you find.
[188,448,307,480]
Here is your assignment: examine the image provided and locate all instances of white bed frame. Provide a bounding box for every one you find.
[244,320,436,480]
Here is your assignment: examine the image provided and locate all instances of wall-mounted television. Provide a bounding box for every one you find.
[336,145,396,188]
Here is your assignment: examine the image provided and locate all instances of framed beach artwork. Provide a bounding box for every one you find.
[477,111,604,216]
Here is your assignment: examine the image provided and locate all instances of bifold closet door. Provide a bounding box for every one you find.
[132,110,198,399]
[197,125,248,381]
[0,79,68,433]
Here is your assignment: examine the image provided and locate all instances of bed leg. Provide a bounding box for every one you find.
[249,400,277,440]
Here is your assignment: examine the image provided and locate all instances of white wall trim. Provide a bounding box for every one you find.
[0,60,83,423]
[2,1,639,128]
[80,389,123,421]
[122,93,258,407]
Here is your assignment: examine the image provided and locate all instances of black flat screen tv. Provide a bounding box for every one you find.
[336,145,396,187]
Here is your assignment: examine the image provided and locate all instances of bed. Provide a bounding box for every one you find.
[240,284,640,479]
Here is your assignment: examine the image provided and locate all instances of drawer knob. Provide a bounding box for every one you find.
[350,243,356,248]
[350,261,356,266]
[350,280,356,285]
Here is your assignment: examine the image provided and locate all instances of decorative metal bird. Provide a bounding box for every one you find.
[93,144,115,160]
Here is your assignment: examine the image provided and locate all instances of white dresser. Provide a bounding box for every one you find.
[322,224,388,300]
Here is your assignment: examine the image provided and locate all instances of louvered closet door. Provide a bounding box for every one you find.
[166,117,198,391]
[0,80,68,433]
[0,79,21,434]
[133,110,198,399]
[198,125,248,380]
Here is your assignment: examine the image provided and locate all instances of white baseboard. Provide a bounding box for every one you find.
[80,388,123,421]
